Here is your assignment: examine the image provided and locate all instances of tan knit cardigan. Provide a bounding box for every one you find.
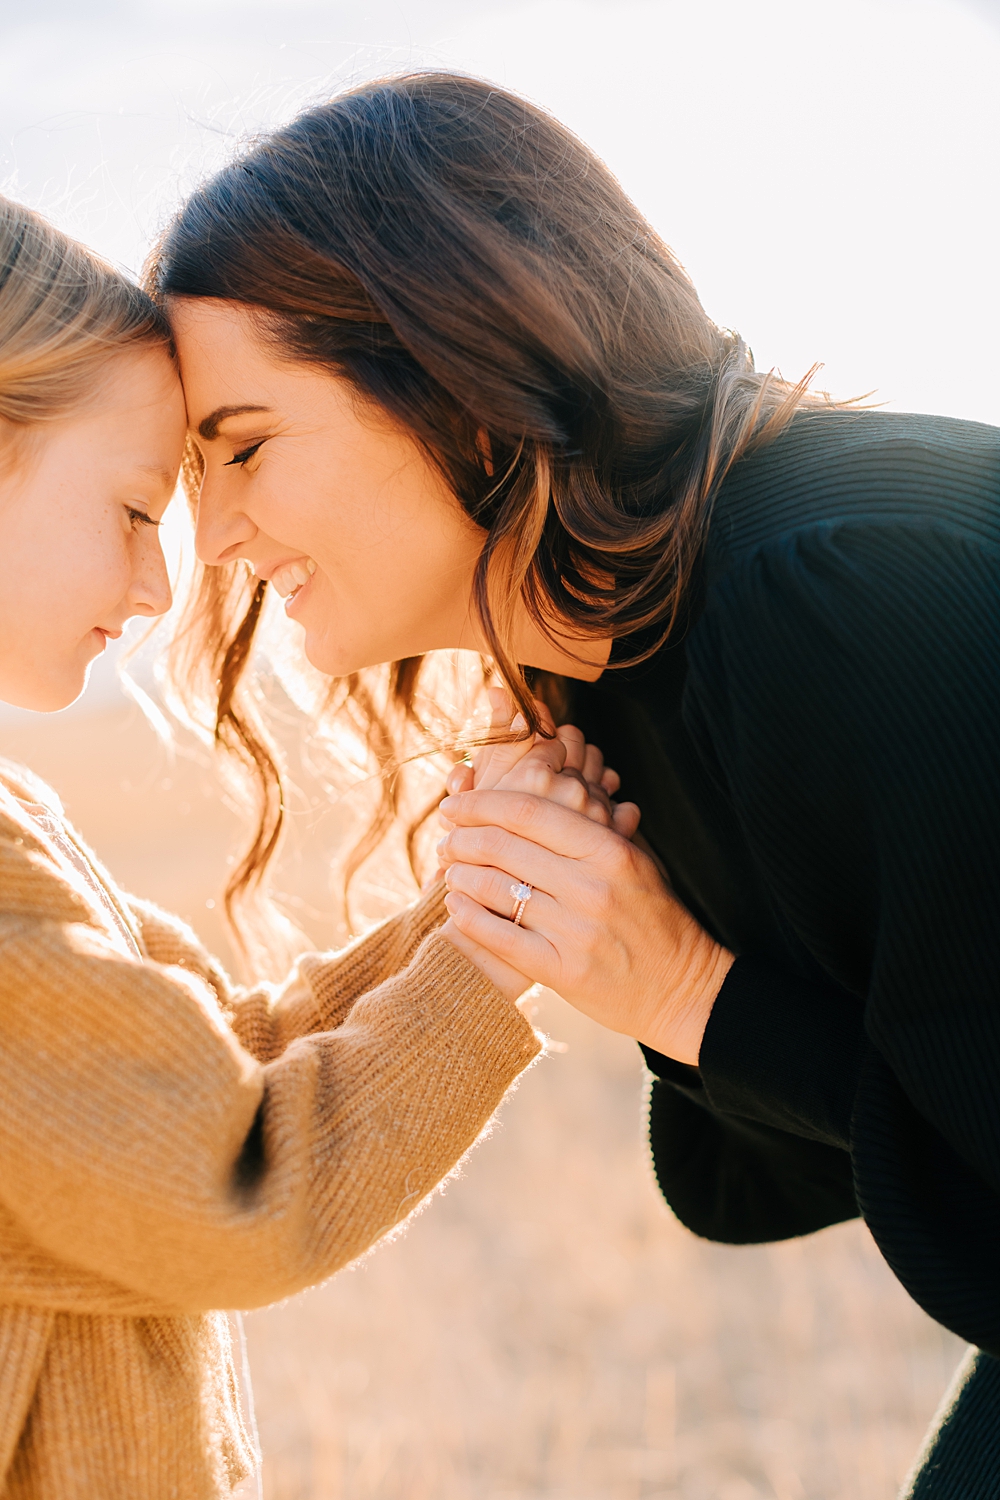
[0,761,540,1498]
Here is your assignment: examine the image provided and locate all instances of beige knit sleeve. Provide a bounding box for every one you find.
[128,881,453,1061]
[0,905,540,1314]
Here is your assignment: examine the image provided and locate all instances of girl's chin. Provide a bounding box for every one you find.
[0,674,87,714]
[1,640,100,712]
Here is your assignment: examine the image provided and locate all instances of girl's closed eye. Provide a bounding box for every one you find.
[126,506,160,531]
[225,440,266,468]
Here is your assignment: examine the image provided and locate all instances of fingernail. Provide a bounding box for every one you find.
[510,713,527,732]
[440,795,457,814]
[444,892,460,912]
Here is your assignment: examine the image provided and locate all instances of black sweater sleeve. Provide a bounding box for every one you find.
[663,519,1000,1353]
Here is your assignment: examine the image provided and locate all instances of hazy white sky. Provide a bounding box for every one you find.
[3,0,999,422]
[0,0,998,717]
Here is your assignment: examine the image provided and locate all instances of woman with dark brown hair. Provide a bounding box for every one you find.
[154,71,1000,1496]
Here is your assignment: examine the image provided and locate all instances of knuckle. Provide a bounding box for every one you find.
[508,792,540,828]
[471,827,499,858]
[603,836,634,880]
[563,777,588,810]
[522,764,553,796]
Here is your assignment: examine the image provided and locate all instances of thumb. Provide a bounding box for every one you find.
[446,762,475,796]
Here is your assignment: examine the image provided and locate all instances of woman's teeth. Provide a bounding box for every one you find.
[270,558,317,599]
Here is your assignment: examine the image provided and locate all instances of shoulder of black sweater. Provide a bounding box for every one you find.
[707,408,1000,580]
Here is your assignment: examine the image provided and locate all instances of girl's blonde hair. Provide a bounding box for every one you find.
[0,194,172,438]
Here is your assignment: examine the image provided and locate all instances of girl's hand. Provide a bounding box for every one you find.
[443,688,638,835]
[437,790,734,1065]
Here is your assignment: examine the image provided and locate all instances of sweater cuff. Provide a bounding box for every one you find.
[694,955,867,1149]
[639,1045,705,1098]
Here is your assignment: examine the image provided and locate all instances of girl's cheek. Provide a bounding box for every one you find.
[76,535,130,619]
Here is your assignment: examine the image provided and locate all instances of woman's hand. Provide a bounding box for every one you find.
[438,693,637,1002]
[437,790,734,1065]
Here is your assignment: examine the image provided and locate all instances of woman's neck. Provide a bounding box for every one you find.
[510,612,612,682]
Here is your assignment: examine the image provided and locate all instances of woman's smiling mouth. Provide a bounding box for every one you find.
[269,557,317,601]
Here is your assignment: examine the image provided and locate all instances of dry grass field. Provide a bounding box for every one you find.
[1,701,963,1500]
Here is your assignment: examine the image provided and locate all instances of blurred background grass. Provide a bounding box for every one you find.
[1,702,963,1500]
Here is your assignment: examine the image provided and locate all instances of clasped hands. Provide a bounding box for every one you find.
[438,693,734,1067]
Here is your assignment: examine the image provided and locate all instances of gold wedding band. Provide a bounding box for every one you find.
[509,880,532,926]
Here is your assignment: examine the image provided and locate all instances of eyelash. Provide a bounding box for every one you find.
[127,507,159,531]
[225,441,266,468]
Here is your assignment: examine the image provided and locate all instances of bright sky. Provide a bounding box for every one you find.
[1,0,998,713]
[4,0,998,420]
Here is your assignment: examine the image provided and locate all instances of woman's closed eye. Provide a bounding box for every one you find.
[225,440,266,468]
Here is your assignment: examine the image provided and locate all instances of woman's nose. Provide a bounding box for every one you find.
[195,469,258,566]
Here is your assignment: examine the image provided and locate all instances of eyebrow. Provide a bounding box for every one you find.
[197,404,272,441]
[135,464,179,489]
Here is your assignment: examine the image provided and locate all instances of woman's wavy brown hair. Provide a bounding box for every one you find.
[148,70,827,941]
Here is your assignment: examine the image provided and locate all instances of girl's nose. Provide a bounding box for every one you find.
[131,531,173,619]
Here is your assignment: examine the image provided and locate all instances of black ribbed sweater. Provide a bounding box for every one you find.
[566,409,1000,1355]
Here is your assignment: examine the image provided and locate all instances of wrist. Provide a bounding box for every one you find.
[639,940,735,1067]
[440,916,529,1005]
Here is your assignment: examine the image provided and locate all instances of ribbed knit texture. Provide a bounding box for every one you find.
[0,761,540,1498]
[567,410,999,1357]
[902,1350,1000,1499]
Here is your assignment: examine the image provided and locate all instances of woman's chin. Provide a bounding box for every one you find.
[301,634,364,679]
[293,591,424,679]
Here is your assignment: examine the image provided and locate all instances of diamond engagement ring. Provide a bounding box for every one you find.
[509,880,533,926]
